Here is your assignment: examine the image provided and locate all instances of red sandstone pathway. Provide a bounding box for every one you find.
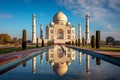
[70,46,120,59]
[82,48,120,59]
[0,47,47,66]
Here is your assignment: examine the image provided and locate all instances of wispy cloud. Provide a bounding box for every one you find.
[56,0,120,40]
[0,13,13,19]
[56,0,120,30]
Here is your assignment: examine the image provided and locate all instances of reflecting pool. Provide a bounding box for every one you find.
[0,45,120,80]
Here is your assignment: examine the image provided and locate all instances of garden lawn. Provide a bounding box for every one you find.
[0,46,42,54]
[81,46,120,52]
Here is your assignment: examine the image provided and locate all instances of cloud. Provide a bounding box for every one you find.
[56,0,120,30]
[0,13,13,19]
[109,0,120,12]
[101,31,120,40]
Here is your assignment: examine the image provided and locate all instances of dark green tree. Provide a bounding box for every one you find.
[36,38,38,48]
[96,58,101,65]
[96,30,101,49]
[78,38,80,47]
[42,39,44,47]
[75,39,77,46]
[22,29,27,49]
[82,37,85,46]
[91,35,95,48]
[69,41,71,45]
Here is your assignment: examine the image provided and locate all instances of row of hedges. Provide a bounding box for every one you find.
[91,30,101,49]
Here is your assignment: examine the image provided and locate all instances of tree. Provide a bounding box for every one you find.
[36,38,38,48]
[22,29,27,49]
[78,38,80,47]
[42,39,44,47]
[75,39,77,46]
[82,37,85,46]
[69,41,71,45]
[115,40,120,46]
[96,30,101,49]
[0,34,11,43]
[91,35,95,48]
[72,41,74,45]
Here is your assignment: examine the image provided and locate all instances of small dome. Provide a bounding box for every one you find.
[53,11,67,24]
[67,22,71,26]
[49,22,54,27]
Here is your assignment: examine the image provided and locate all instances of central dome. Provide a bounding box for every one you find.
[53,11,68,24]
[53,63,68,76]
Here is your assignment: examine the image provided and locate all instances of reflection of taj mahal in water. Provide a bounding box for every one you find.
[32,10,90,45]
[46,45,75,76]
[30,45,93,76]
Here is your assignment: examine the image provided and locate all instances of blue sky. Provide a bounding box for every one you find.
[0,0,120,41]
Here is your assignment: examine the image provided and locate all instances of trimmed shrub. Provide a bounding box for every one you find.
[36,38,38,48]
[22,29,27,49]
[91,35,95,48]
[75,39,77,46]
[42,39,44,47]
[82,37,85,46]
[78,38,80,47]
[96,30,101,49]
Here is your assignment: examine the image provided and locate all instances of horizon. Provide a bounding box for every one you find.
[0,0,120,41]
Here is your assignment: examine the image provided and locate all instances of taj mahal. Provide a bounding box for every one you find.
[31,10,90,45]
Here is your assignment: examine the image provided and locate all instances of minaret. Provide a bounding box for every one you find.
[32,14,36,44]
[32,57,36,73]
[78,52,82,65]
[86,54,90,73]
[85,14,90,44]
[40,23,43,39]
[78,24,82,43]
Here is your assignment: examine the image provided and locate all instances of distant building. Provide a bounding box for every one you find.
[106,36,115,45]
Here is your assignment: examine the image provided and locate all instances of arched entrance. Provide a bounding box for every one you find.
[57,29,64,39]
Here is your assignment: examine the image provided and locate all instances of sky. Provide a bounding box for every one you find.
[0,0,120,41]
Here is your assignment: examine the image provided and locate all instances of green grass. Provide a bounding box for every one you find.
[0,46,42,54]
[81,46,120,52]
[99,47,120,52]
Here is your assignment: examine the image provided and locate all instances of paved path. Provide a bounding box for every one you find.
[82,48,120,59]
[67,45,120,59]
[0,46,52,66]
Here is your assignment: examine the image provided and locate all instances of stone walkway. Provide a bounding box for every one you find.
[68,45,120,59]
[82,48,120,59]
[0,46,50,66]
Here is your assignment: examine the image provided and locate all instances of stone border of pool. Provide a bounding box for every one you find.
[66,45,120,66]
[0,46,53,74]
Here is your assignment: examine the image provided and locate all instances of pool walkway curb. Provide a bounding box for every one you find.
[66,45,120,66]
[67,45,120,59]
[0,46,52,66]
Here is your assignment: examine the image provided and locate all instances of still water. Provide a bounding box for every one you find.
[0,45,120,80]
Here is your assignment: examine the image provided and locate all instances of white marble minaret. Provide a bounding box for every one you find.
[86,54,90,73]
[78,23,82,43]
[32,14,36,44]
[85,14,90,44]
[32,57,36,73]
